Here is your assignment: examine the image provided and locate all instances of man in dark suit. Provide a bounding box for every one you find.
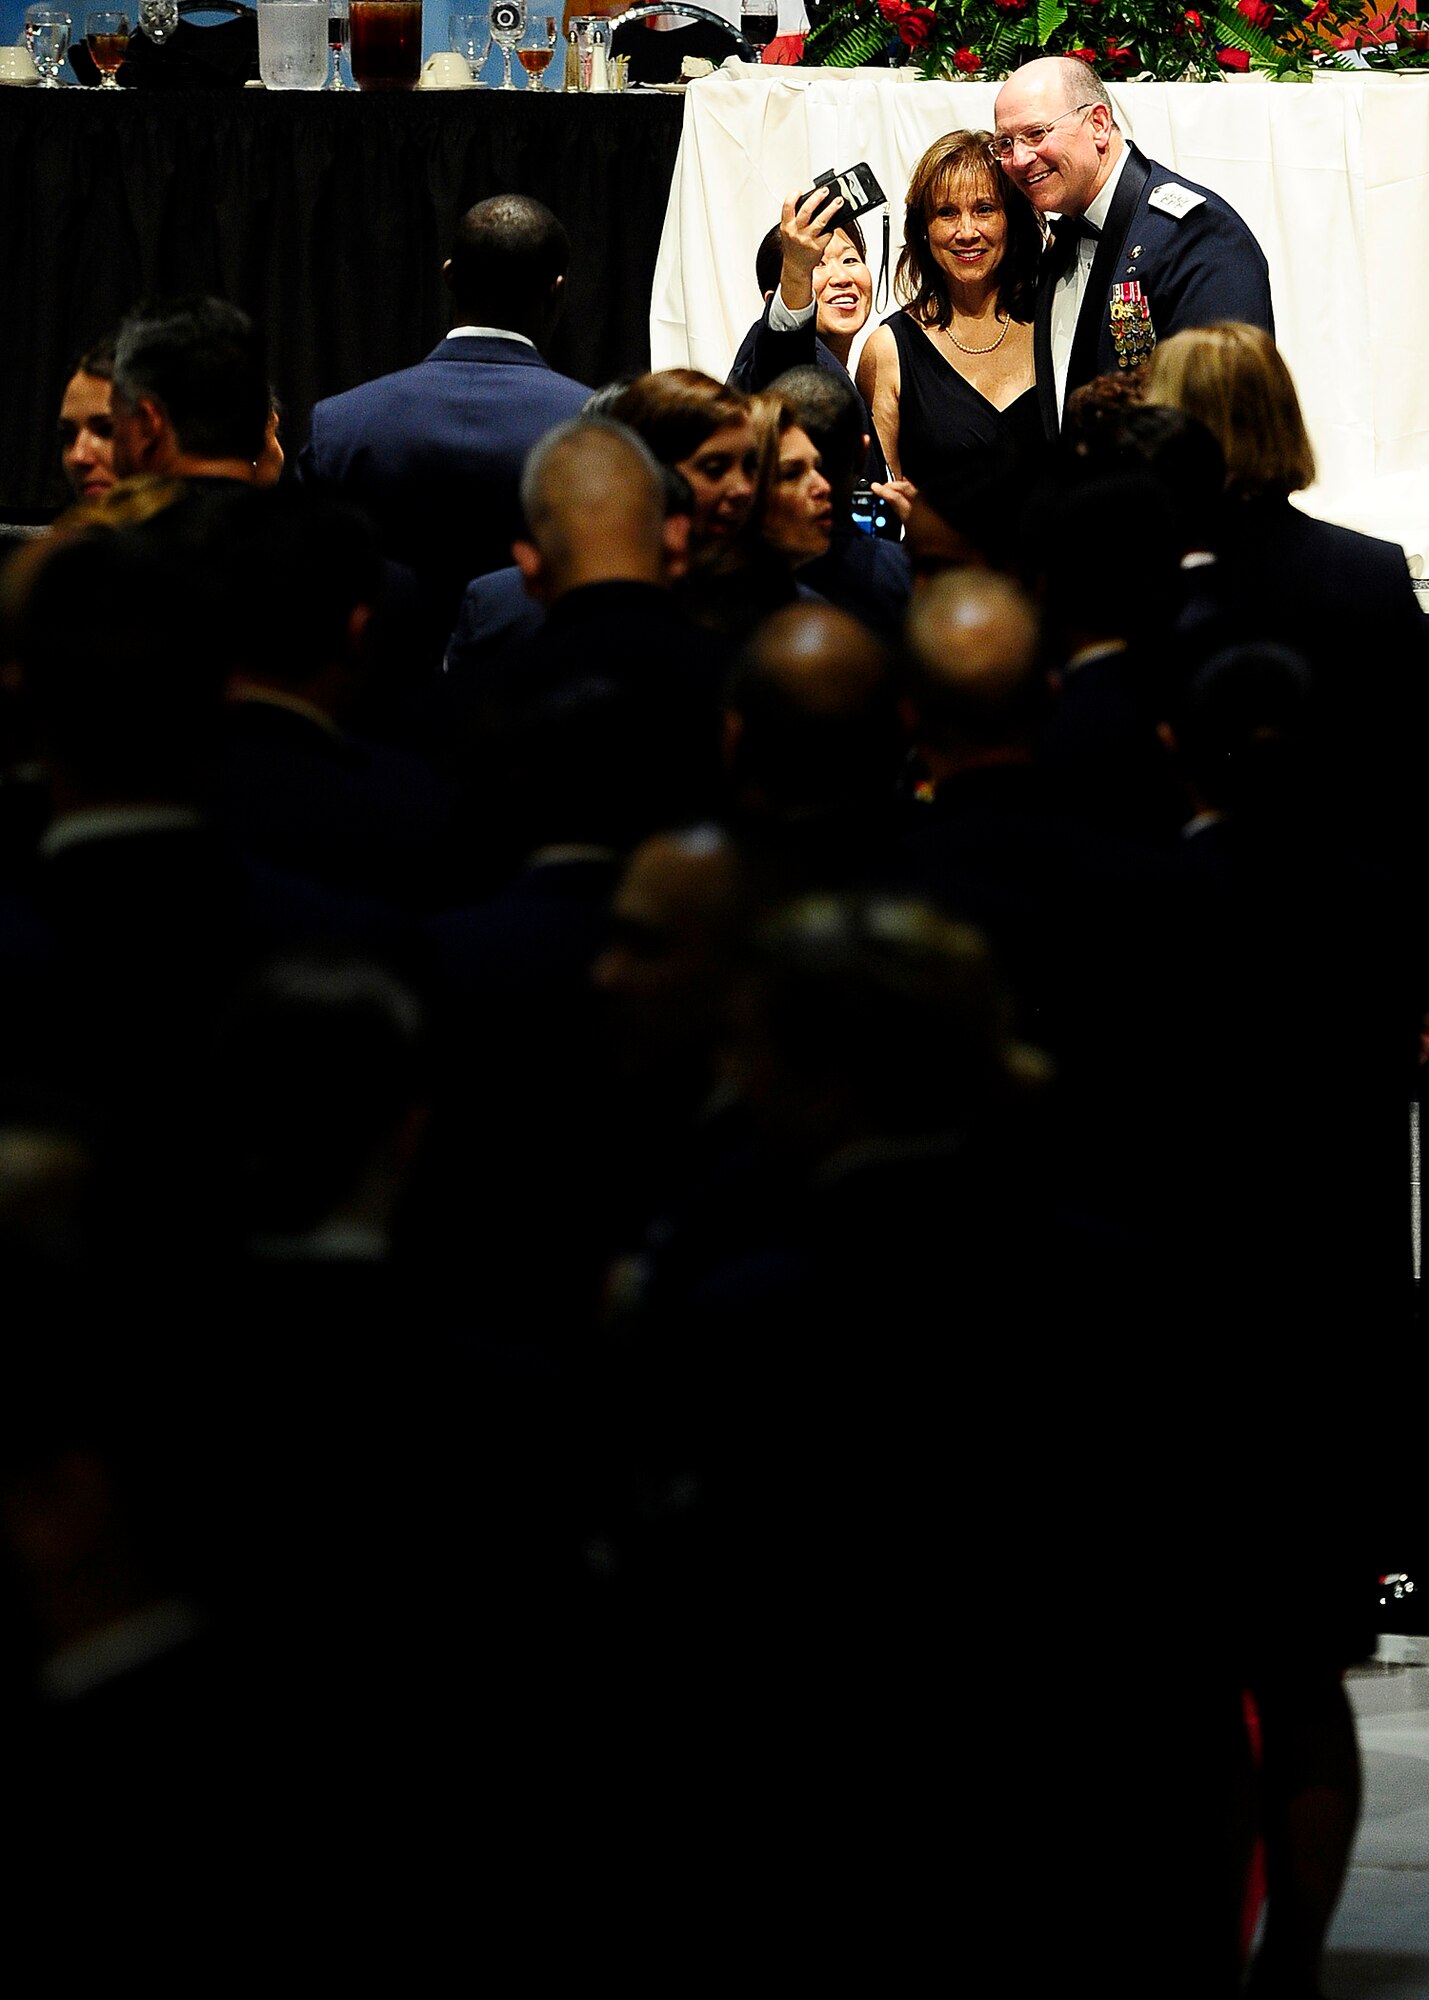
[296,194,590,644]
[991,56,1273,436]
[110,295,269,484]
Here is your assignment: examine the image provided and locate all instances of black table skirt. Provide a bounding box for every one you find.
[3,87,685,520]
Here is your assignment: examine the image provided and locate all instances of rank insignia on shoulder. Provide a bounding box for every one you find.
[1109,281,1155,369]
[1148,183,1206,219]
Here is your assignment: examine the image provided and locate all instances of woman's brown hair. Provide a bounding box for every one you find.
[896,130,1042,330]
[1143,322,1315,499]
[609,369,753,470]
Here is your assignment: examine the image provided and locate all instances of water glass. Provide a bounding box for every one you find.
[489,0,522,88]
[25,4,72,84]
[449,8,486,79]
[257,0,328,87]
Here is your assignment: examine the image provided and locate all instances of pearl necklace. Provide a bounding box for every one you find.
[942,313,1010,356]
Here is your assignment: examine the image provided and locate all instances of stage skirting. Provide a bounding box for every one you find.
[652,68,1429,572]
[1,88,684,521]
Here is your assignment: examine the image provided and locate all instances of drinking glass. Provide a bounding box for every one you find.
[326,0,349,85]
[257,0,328,86]
[349,0,421,90]
[138,0,177,43]
[84,8,129,86]
[740,0,775,50]
[25,4,72,84]
[449,8,487,79]
[488,0,522,89]
[516,9,553,87]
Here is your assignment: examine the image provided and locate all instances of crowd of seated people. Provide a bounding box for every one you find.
[3,203,1427,1985]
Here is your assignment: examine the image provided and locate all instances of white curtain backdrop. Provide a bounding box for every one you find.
[650,70,1429,566]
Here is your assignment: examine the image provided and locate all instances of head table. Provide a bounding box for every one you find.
[653,66,1429,571]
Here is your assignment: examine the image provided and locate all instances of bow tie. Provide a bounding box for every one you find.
[1053,213,1101,244]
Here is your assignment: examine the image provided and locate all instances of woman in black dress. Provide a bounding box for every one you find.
[856,129,1045,490]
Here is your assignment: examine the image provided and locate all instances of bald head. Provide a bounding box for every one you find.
[903,570,1044,767]
[725,604,901,815]
[516,418,668,596]
[741,603,890,712]
[592,825,744,1081]
[992,56,1119,219]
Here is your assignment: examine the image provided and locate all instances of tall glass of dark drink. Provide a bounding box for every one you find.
[740,0,775,48]
[349,0,421,88]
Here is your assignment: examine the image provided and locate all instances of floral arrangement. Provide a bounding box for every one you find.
[800,0,1429,76]
[1211,0,1429,73]
[801,0,1226,78]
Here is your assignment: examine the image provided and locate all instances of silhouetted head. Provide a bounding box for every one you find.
[111,295,269,477]
[444,194,571,344]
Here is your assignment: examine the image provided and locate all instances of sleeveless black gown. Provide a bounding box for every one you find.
[885,310,1044,487]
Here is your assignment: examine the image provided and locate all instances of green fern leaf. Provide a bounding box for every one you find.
[1037,0,1069,43]
[1209,7,1280,60]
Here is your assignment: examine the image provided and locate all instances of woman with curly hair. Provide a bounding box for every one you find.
[856,128,1045,488]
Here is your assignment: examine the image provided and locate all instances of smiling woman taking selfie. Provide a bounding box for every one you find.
[729,194,885,484]
[856,130,1045,488]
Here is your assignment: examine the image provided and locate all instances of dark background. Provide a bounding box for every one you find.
[3,88,685,520]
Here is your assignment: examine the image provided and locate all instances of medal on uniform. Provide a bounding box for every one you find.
[1109,281,1156,369]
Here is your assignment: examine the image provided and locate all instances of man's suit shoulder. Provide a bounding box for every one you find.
[300,342,588,485]
[1120,152,1273,334]
[308,342,586,433]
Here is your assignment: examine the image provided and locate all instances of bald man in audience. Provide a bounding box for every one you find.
[721,603,904,897]
[902,568,1047,802]
[493,418,725,823]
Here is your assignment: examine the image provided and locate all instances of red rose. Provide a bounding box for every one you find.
[877,0,908,19]
[1305,0,1328,20]
[952,44,982,70]
[992,0,1028,11]
[1103,34,1134,60]
[1070,44,1098,60]
[1218,43,1251,64]
[1237,0,1275,24]
[897,6,936,44]
[1183,7,1204,26]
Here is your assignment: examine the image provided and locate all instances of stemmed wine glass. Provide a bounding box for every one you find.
[85,8,130,86]
[138,0,177,44]
[326,0,349,87]
[488,0,523,90]
[516,10,554,87]
[24,5,72,84]
[449,10,488,81]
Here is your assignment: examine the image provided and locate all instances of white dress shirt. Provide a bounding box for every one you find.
[1050,144,1131,419]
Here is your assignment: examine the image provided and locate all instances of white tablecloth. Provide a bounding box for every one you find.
[651,69,1429,563]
